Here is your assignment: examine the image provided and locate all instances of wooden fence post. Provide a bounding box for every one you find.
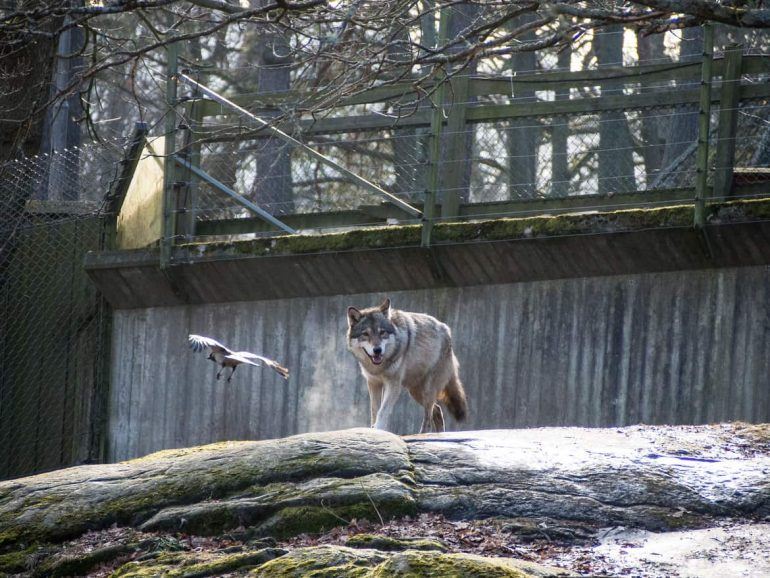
[423,75,445,247]
[423,7,450,247]
[713,44,743,199]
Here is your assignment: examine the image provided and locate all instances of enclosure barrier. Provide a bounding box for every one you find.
[152,32,770,269]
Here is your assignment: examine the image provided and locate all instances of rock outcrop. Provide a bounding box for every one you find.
[1,423,768,576]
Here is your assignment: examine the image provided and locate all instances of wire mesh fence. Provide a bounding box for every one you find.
[175,91,770,231]
[0,139,125,480]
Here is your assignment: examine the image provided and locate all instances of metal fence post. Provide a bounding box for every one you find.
[713,43,743,199]
[694,22,714,229]
[161,40,179,268]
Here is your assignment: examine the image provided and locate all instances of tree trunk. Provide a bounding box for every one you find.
[660,26,703,171]
[250,30,293,215]
[595,25,636,195]
[550,47,571,197]
[390,21,425,204]
[439,2,477,208]
[636,31,669,186]
[507,16,539,200]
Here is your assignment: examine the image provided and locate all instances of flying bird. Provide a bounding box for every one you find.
[188,334,290,382]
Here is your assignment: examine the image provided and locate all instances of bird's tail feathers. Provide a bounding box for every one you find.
[268,360,290,379]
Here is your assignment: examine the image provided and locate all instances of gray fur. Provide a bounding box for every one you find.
[346,298,468,433]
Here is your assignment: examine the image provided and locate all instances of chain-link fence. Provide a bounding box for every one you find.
[175,85,770,232]
[0,139,125,480]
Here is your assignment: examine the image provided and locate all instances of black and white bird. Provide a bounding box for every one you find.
[188,334,290,382]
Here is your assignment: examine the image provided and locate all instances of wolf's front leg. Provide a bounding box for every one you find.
[367,380,383,427]
[373,381,401,431]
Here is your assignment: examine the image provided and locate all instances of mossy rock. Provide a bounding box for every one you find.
[252,545,387,577]
[346,534,446,552]
[371,550,572,577]
[139,472,417,538]
[110,548,286,578]
[0,429,410,546]
[0,544,40,575]
[251,545,575,578]
[35,543,132,577]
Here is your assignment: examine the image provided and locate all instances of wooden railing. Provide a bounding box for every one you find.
[152,34,770,264]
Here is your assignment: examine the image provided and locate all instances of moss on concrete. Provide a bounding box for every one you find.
[182,198,770,259]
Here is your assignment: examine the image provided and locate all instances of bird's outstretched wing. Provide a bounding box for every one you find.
[188,334,232,355]
[235,351,290,379]
[224,353,260,367]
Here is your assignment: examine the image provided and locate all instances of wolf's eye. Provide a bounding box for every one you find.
[362,330,371,337]
[379,330,388,337]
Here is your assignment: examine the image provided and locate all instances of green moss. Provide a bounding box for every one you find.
[109,552,187,577]
[433,204,695,244]
[183,198,770,259]
[370,551,534,578]
[346,534,446,552]
[711,197,770,221]
[258,498,417,539]
[0,529,24,550]
[252,546,559,578]
[188,224,423,258]
[36,543,132,577]
[128,441,243,463]
[110,549,286,578]
[0,544,38,574]
[251,545,384,578]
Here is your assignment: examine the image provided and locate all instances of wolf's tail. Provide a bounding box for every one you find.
[439,373,468,422]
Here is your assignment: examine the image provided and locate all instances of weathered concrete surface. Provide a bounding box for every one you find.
[85,199,770,308]
[1,424,768,553]
[108,265,770,462]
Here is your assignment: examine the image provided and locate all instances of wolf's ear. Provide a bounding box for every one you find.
[347,306,362,326]
[379,298,391,316]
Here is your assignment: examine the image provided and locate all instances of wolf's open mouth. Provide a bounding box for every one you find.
[367,352,383,365]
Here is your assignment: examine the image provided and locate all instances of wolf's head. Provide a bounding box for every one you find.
[347,298,397,367]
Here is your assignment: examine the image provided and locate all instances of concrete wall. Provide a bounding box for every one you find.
[108,265,770,461]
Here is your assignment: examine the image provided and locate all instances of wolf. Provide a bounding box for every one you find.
[346,298,468,434]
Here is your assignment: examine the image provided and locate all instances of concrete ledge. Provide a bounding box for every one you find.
[84,199,770,309]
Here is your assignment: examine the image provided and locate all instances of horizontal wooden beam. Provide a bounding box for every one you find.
[191,78,770,140]
[465,82,770,122]
[190,55,770,120]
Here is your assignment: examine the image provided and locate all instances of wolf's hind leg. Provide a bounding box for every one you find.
[431,404,445,433]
